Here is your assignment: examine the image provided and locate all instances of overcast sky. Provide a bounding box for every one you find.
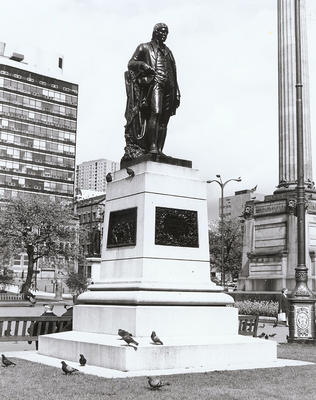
[1,0,316,218]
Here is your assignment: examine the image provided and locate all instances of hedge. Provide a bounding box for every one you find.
[228,291,281,303]
[235,300,278,317]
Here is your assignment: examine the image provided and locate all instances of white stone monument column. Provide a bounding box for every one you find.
[278,0,312,187]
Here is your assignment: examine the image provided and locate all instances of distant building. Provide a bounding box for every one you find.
[76,159,119,192]
[74,191,106,277]
[219,189,266,219]
[0,41,78,202]
[0,41,78,292]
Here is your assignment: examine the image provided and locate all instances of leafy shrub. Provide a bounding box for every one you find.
[229,291,281,303]
[66,272,88,295]
[235,300,278,317]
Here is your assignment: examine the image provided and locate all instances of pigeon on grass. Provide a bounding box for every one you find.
[147,377,170,390]
[151,331,163,345]
[79,354,87,366]
[257,332,265,338]
[121,335,138,350]
[118,329,133,339]
[1,354,16,367]
[61,361,79,375]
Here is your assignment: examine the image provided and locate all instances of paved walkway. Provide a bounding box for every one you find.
[4,350,313,378]
[256,322,289,343]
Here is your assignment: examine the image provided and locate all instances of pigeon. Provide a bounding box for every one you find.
[118,329,133,339]
[269,333,277,338]
[265,334,269,340]
[61,361,79,375]
[257,332,265,338]
[151,331,163,345]
[126,167,135,178]
[79,354,87,366]
[121,335,138,350]
[1,354,16,367]
[147,377,170,390]
[106,172,112,183]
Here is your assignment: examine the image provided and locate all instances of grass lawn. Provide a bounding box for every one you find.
[1,344,316,400]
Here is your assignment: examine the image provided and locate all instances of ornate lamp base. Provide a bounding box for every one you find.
[287,297,316,343]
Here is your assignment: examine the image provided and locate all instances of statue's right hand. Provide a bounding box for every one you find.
[141,63,155,75]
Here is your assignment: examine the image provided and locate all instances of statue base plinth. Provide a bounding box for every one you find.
[120,153,192,169]
[39,161,277,373]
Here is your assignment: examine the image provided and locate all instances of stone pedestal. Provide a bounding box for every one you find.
[85,257,102,283]
[238,190,316,291]
[40,161,276,372]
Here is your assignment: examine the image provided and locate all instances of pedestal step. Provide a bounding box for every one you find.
[39,331,277,372]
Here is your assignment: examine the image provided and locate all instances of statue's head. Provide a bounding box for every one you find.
[152,23,168,42]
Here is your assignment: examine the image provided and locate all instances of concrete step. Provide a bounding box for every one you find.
[39,331,277,372]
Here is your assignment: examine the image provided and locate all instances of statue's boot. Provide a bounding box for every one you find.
[157,126,167,156]
[147,114,159,154]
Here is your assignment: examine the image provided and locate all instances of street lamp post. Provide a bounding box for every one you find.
[207,175,241,287]
[288,0,316,343]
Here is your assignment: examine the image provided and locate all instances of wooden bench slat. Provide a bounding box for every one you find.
[5,321,12,336]
[21,320,27,336]
[36,322,42,336]
[43,321,49,335]
[0,316,72,343]
[14,320,20,336]
[238,315,259,337]
[0,316,72,322]
[58,321,64,332]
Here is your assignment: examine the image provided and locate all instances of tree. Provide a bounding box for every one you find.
[0,196,80,294]
[209,217,243,284]
[66,271,89,295]
[0,270,14,291]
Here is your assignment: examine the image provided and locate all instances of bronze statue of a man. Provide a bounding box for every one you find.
[123,23,180,161]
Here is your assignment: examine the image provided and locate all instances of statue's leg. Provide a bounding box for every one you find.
[157,114,170,155]
[157,91,171,155]
[146,112,159,154]
[146,84,162,154]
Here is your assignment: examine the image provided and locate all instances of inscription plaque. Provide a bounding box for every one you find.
[155,206,199,247]
[107,207,137,248]
[294,305,312,338]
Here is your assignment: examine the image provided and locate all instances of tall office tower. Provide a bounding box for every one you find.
[76,159,119,192]
[0,42,78,202]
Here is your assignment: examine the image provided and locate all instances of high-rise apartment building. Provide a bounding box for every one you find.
[0,42,78,202]
[76,159,119,192]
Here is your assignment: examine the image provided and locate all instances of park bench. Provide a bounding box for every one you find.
[0,316,72,349]
[0,293,26,301]
[238,314,259,337]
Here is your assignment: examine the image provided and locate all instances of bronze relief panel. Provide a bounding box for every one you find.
[107,207,137,248]
[155,206,199,247]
